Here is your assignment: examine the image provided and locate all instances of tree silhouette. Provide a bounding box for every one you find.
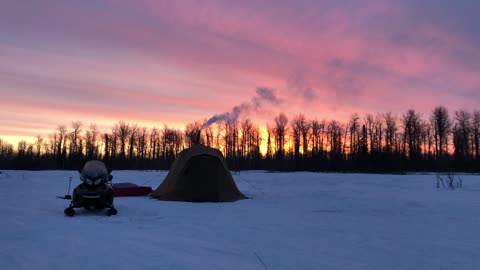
[453,110,472,160]
[274,113,288,160]
[348,114,360,156]
[85,124,99,160]
[431,106,451,158]
[35,135,43,160]
[402,109,422,159]
[1,105,479,172]
[185,122,202,147]
[383,112,397,154]
[473,110,480,159]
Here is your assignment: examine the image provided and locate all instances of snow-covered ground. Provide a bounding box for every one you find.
[1,170,480,270]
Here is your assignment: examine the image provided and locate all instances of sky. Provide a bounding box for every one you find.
[1,0,479,146]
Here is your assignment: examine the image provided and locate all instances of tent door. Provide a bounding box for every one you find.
[184,155,220,202]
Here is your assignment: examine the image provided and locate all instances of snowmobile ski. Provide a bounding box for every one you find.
[106,208,118,216]
[64,207,75,217]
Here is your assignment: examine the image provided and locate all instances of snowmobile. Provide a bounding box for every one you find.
[64,160,118,217]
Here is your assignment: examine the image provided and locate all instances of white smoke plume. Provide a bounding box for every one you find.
[201,87,282,129]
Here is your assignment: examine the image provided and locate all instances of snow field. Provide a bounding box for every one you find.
[1,170,479,270]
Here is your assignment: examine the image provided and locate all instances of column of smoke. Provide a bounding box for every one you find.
[201,87,283,130]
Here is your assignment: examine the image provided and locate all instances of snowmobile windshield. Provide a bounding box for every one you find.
[81,175,107,186]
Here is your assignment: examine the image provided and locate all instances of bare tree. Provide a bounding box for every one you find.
[85,124,99,159]
[364,114,375,154]
[430,106,451,158]
[27,144,34,158]
[420,120,433,157]
[240,119,253,159]
[128,124,138,160]
[310,119,326,157]
[204,126,214,148]
[0,138,14,159]
[453,110,472,159]
[274,113,288,159]
[266,124,274,160]
[56,125,67,161]
[17,140,27,157]
[359,124,368,156]
[162,126,183,160]
[402,109,422,159]
[185,121,202,147]
[310,119,320,156]
[291,114,304,160]
[372,114,383,154]
[290,114,310,158]
[115,121,130,159]
[301,119,310,157]
[137,127,148,161]
[70,121,82,158]
[348,114,360,156]
[35,135,43,160]
[383,112,397,154]
[223,121,239,160]
[150,128,160,159]
[328,120,343,157]
[251,124,262,160]
[473,110,480,159]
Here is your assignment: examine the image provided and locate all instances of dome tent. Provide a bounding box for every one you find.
[151,144,246,202]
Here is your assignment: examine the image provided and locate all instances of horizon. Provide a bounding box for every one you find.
[1,1,479,148]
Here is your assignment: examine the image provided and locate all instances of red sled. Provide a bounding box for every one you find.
[112,182,152,197]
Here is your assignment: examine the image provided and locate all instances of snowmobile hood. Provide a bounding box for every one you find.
[80,160,110,185]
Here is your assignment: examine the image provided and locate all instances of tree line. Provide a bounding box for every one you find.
[0,106,479,172]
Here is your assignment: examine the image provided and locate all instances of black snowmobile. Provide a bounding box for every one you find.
[64,160,118,217]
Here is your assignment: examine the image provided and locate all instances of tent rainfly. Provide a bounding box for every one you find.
[151,144,246,202]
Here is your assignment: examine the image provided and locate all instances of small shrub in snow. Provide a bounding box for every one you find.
[436,173,463,190]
